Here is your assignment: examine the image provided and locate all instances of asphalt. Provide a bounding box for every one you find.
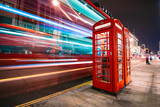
[17,58,160,107]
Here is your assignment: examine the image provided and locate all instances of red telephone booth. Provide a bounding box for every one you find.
[93,19,125,94]
[123,28,131,85]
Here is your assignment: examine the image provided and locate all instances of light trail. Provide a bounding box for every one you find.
[58,6,73,21]
[0,29,92,47]
[0,61,93,70]
[16,59,78,62]
[0,3,91,36]
[0,66,92,83]
[64,0,83,20]
[69,13,94,26]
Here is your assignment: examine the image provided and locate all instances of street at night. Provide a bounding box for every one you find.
[0,0,160,107]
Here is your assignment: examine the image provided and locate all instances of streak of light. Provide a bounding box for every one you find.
[69,13,94,26]
[64,0,82,20]
[0,4,91,36]
[0,66,92,83]
[0,30,92,47]
[58,6,73,21]
[16,59,78,62]
[0,61,93,70]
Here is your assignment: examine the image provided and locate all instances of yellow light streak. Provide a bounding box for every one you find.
[0,66,92,83]
[58,6,73,21]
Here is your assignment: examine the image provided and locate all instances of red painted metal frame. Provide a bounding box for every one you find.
[93,19,125,93]
[84,0,110,19]
[123,27,131,85]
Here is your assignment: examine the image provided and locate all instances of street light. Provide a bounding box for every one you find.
[52,0,59,6]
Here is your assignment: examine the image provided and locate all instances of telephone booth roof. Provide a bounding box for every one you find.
[93,19,123,33]
[124,27,130,38]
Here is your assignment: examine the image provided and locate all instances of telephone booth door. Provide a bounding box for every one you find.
[123,28,131,85]
[93,19,125,93]
[93,29,113,92]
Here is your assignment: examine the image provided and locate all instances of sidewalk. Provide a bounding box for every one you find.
[23,60,160,107]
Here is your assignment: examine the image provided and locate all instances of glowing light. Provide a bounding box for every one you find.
[115,23,122,30]
[69,13,94,26]
[0,29,92,47]
[64,0,83,21]
[60,0,104,22]
[130,38,134,42]
[52,0,59,6]
[95,22,111,30]
[0,4,91,36]
[0,61,93,71]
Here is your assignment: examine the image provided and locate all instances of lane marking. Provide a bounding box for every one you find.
[0,66,92,83]
[15,80,92,107]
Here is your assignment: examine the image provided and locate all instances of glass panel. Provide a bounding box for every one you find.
[102,51,107,56]
[108,70,110,76]
[118,51,122,56]
[118,57,122,62]
[102,70,107,81]
[98,64,102,69]
[118,76,123,82]
[102,63,107,69]
[118,33,122,39]
[102,57,107,63]
[118,69,123,75]
[96,57,102,62]
[95,45,101,51]
[108,77,110,83]
[118,63,122,69]
[108,64,110,68]
[118,39,122,45]
[118,45,122,50]
[127,62,130,66]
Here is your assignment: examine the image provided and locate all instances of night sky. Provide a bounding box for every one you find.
[90,0,160,53]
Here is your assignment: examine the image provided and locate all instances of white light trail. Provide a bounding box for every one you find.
[0,30,92,47]
[0,61,93,70]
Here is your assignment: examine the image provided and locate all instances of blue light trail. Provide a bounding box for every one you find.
[0,3,92,37]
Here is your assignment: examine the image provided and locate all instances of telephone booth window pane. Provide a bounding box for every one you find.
[97,39,101,45]
[102,70,107,81]
[118,76,123,82]
[102,63,107,69]
[118,39,122,45]
[98,65,102,69]
[103,51,107,56]
[118,63,122,69]
[118,33,122,39]
[118,69,123,75]
[96,57,102,62]
[118,51,122,56]
[118,57,122,62]
[118,45,122,50]
[108,77,110,83]
[108,70,110,76]
[108,38,109,43]
[127,62,130,66]
[95,45,101,51]
[128,72,130,76]
[108,64,110,68]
